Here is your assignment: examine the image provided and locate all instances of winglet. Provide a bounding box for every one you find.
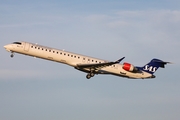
[115,57,125,63]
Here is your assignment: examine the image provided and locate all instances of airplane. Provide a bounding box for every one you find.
[4,41,170,79]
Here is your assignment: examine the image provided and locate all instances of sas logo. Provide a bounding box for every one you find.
[144,65,157,72]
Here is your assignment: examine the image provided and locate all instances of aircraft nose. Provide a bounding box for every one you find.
[4,44,12,52]
[4,45,10,49]
[4,45,8,49]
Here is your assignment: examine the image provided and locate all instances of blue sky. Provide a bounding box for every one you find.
[1,0,180,120]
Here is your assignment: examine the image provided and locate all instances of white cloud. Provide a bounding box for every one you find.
[85,10,180,30]
[83,10,180,62]
[85,14,110,21]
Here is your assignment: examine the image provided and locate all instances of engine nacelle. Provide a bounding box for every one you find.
[123,62,136,72]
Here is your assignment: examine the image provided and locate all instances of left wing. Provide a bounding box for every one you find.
[76,57,125,70]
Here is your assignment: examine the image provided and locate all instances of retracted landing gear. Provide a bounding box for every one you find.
[10,52,14,58]
[86,72,95,79]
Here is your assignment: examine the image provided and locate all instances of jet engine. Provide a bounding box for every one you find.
[123,62,138,72]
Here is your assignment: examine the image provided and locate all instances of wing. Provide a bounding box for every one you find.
[76,57,125,70]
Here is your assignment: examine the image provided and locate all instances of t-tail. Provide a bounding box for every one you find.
[140,58,170,75]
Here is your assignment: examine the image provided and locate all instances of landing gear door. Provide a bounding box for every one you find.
[24,42,29,52]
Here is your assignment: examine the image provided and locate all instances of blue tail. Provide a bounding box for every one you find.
[140,59,169,74]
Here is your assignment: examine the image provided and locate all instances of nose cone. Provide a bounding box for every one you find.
[4,44,12,52]
[4,45,8,49]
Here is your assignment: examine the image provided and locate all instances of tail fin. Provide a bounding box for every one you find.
[141,59,170,74]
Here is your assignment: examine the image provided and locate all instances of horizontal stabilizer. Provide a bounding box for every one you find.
[150,59,171,68]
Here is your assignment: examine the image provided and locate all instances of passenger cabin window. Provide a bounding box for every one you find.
[13,42,22,45]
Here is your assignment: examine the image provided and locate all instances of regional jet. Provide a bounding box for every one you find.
[4,42,170,79]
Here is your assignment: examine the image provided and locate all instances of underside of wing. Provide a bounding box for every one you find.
[76,62,114,70]
[76,57,125,70]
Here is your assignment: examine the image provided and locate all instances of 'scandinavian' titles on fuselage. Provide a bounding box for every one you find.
[4,41,170,79]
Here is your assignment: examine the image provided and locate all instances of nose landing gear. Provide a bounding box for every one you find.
[10,52,14,58]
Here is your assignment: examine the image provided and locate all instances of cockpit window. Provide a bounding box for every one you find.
[13,42,22,45]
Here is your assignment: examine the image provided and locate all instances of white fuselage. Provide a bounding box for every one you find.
[4,41,153,79]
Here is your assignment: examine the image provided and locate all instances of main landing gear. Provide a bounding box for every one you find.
[86,72,95,79]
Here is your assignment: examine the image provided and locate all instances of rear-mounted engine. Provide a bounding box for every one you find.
[123,62,138,72]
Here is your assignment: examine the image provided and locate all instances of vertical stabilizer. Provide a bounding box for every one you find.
[141,59,170,74]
